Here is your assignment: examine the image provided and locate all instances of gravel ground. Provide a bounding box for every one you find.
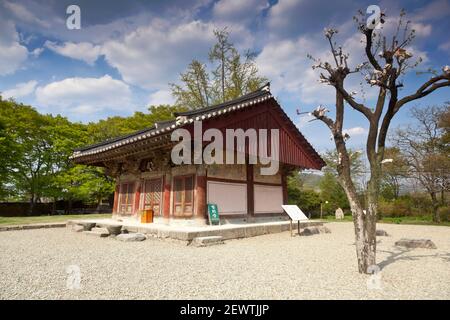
[0,222,449,300]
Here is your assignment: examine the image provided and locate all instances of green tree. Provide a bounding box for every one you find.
[171,61,211,109]
[171,28,266,109]
[319,172,349,214]
[86,104,187,144]
[53,165,114,213]
[209,28,235,102]
[287,172,321,216]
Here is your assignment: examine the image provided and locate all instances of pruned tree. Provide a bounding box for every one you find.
[307,10,450,273]
[393,106,450,222]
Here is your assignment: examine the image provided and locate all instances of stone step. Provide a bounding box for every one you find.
[191,236,224,247]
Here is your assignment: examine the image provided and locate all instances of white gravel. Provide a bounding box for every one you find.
[0,222,449,300]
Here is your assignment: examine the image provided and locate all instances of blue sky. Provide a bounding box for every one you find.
[0,0,449,153]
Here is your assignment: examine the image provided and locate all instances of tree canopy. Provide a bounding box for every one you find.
[170,28,267,110]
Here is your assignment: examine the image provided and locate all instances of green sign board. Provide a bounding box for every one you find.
[207,203,220,225]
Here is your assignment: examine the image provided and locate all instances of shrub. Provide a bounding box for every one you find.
[438,206,450,222]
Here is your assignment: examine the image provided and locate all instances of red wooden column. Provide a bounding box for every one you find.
[162,173,171,223]
[112,183,120,214]
[246,163,254,218]
[195,165,207,223]
[281,170,288,204]
[133,180,141,216]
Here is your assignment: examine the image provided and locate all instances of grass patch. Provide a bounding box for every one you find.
[318,214,450,226]
[0,213,112,226]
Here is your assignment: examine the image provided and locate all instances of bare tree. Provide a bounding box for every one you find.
[307,10,450,273]
[393,106,450,222]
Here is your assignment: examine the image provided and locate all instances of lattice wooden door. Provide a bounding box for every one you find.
[142,178,162,216]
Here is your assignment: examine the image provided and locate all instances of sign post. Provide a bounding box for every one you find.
[207,203,220,226]
[281,205,309,237]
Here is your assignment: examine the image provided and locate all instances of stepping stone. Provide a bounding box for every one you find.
[395,238,437,249]
[191,236,224,247]
[106,225,122,235]
[116,233,146,242]
[376,229,389,236]
[79,222,96,231]
[91,227,109,233]
[299,226,331,236]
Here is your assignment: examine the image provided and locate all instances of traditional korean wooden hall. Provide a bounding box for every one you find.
[71,85,325,226]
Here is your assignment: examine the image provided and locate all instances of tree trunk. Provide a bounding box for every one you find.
[68,198,73,215]
[52,197,57,215]
[343,179,376,273]
[335,138,377,274]
[430,192,440,223]
[28,196,35,216]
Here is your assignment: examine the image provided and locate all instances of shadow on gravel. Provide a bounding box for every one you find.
[378,248,449,270]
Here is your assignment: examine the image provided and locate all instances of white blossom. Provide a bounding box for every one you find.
[443,65,450,75]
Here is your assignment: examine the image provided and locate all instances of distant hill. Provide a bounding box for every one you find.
[299,171,323,192]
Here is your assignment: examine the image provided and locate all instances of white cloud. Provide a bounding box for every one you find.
[44,41,102,65]
[410,22,432,37]
[213,0,269,23]
[0,19,28,76]
[343,127,367,136]
[2,80,38,100]
[411,0,450,22]
[3,1,50,28]
[101,19,217,90]
[256,36,340,104]
[148,90,175,106]
[439,40,450,53]
[30,47,44,58]
[35,75,132,116]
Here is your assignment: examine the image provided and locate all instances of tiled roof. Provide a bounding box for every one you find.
[71,84,272,160]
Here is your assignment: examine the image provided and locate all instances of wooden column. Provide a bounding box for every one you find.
[112,183,120,214]
[163,173,171,222]
[133,180,141,215]
[281,172,288,204]
[246,163,254,218]
[195,165,207,223]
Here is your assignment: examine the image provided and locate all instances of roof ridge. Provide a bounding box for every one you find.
[74,85,271,153]
[174,83,270,117]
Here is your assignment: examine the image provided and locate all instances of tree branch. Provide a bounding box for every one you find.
[364,29,382,71]
[335,82,373,119]
[395,75,450,111]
